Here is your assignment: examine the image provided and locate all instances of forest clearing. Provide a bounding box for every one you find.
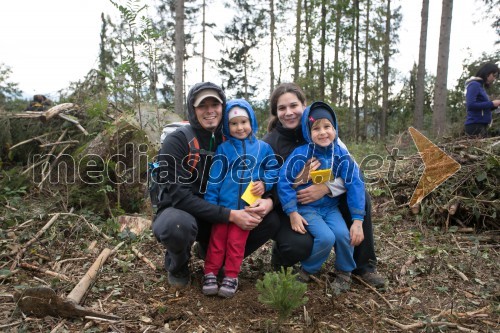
[0,105,498,333]
[0,1,499,332]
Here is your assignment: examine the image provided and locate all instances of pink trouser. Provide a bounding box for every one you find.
[204,223,249,278]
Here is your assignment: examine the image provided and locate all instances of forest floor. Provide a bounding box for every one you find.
[0,194,498,333]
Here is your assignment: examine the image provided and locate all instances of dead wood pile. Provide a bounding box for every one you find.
[370,136,499,231]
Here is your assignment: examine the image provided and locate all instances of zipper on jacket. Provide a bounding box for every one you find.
[237,140,247,209]
[209,132,215,152]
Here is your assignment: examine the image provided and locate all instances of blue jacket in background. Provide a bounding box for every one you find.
[278,101,365,221]
[205,99,279,210]
[465,77,494,125]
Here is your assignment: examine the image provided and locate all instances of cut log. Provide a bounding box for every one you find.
[40,103,78,122]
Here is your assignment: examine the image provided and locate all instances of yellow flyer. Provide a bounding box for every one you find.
[310,169,332,184]
[241,182,261,205]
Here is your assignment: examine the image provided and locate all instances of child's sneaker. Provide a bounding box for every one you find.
[202,273,218,296]
[218,277,238,298]
[331,271,351,294]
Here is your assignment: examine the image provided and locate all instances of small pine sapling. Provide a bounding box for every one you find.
[255,267,308,325]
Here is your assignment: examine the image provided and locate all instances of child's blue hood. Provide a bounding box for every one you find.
[223,99,259,140]
[301,101,339,145]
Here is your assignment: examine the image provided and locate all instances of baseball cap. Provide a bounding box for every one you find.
[193,89,223,107]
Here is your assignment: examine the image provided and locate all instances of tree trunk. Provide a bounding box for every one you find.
[270,0,275,95]
[414,0,429,130]
[319,0,326,100]
[348,3,355,138]
[362,0,371,141]
[381,0,391,141]
[432,0,453,137]
[355,0,360,143]
[332,4,342,105]
[304,0,312,94]
[174,0,185,117]
[294,0,302,81]
[202,0,206,82]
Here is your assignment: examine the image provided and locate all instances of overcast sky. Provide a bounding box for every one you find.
[0,0,497,100]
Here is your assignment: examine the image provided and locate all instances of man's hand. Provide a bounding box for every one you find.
[229,209,262,231]
[297,183,330,204]
[250,181,265,196]
[289,211,308,234]
[293,157,320,188]
[350,219,364,246]
[245,198,273,218]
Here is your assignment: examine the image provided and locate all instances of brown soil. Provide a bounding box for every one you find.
[1,198,498,332]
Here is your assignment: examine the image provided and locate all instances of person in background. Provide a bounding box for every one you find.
[25,94,52,111]
[278,101,365,292]
[464,62,500,137]
[263,82,386,289]
[203,99,278,298]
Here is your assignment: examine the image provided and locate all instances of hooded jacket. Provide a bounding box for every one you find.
[205,99,279,210]
[155,82,230,222]
[465,77,494,125]
[278,102,365,221]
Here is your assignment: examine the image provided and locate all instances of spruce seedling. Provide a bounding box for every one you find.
[256,267,308,326]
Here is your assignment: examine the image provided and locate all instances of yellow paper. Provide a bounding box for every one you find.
[310,169,332,184]
[241,182,261,205]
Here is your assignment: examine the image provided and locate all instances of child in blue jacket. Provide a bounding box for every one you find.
[203,99,279,298]
[278,101,365,292]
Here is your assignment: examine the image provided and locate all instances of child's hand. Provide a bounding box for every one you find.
[250,181,265,196]
[289,212,308,234]
[294,157,320,188]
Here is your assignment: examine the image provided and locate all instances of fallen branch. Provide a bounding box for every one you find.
[382,318,477,332]
[24,129,68,177]
[447,264,469,281]
[39,140,79,148]
[58,113,89,135]
[41,103,78,122]
[38,144,72,188]
[9,132,52,151]
[19,263,73,282]
[10,213,61,270]
[0,321,22,330]
[132,247,157,271]
[49,320,66,333]
[352,274,393,310]
[51,213,111,240]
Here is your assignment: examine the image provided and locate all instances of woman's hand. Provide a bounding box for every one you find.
[350,219,364,246]
[245,198,273,218]
[250,181,265,196]
[297,183,330,204]
[293,157,321,188]
[289,211,308,234]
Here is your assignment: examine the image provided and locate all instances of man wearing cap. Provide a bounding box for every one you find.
[152,82,279,287]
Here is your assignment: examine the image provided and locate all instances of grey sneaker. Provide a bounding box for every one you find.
[331,271,351,294]
[359,271,387,289]
[167,264,190,288]
[218,277,238,298]
[202,273,218,296]
[297,266,311,283]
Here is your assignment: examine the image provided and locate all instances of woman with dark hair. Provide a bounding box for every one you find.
[262,82,386,288]
[464,62,500,137]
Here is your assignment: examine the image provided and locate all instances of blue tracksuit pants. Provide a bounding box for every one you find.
[298,204,355,274]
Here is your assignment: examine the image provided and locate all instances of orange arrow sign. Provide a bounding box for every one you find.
[408,127,461,207]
